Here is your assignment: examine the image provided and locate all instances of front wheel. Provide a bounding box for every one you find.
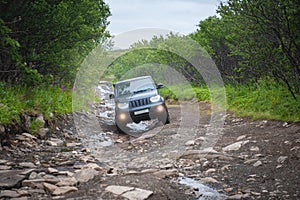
[164,114,170,124]
[116,124,125,134]
[158,109,170,125]
[115,118,127,134]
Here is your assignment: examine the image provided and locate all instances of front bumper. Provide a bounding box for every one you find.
[115,103,168,124]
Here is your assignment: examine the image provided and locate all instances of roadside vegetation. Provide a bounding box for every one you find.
[0,83,72,125]
[226,81,300,121]
[0,0,110,127]
[159,82,300,122]
[1,0,300,128]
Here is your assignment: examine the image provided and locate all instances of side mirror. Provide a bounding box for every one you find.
[109,94,115,99]
[157,83,164,89]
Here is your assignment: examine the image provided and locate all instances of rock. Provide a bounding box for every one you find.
[236,135,246,141]
[82,163,103,171]
[159,164,173,169]
[0,159,7,164]
[42,174,60,184]
[38,128,49,139]
[153,169,178,179]
[20,169,36,176]
[46,138,64,146]
[277,156,288,164]
[56,177,78,186]
[105,185,134,195]
[251,191,261,196]
[0,165,11,170]
[20,113,31,132]
[195,137,205,142]
[43,183,78,196]
[253,160,263,167]
[22,132,37,140]
[250,146,260,152]
[205,168,216,175]
[246,178,256,182]
[222,140,249,152]
[244,159,258,164]
[122,188,153,200]
[290,146,300,151]
[66,142,82,147]
[185,140,195,146]
[221,165,231,171]
[282,122,289,127]
[19,162,36,168]
[276,165,282,169]
[22,179,45,189]
[43,182,58,193]
[0,170,26,188]
[52,186,78,196]
[105,185,153,200]
[224,187,234,193]
[29,172,42,180]
[48,167,58,174]
[179,149,229,160]
[56,170,74,177]
[141,169,159,173]
[200,177,219,184]
[74,168,99,183]
[0,124,5,133]
[228,193,250,199]
[0,190,21,198]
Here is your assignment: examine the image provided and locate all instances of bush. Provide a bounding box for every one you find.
[226,81,300,121]
[0,83,72,125]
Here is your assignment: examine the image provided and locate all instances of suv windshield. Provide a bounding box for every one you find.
[115,77,156,97]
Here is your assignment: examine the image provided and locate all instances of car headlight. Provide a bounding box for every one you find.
[150,95,161,103]
[117,102,129,109]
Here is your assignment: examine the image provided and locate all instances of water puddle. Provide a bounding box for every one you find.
[126,120,158,133]
[178,177,226,200]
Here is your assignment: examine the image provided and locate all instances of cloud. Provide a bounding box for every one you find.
[105,0,219,35]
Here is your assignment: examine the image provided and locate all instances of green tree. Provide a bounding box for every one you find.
[191,16,242,83]
[0,0,111,85]
[193,0,300,98]
[106,34,206,85]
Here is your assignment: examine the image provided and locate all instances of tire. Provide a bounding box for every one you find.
[159,110,170,125]
[115,118,127,134]
[116,123,126,134]
[164,114,170,124]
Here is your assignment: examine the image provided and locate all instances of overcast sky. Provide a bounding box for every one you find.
[105,0,220,35]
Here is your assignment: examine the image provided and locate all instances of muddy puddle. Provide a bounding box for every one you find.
[93,82,160,143]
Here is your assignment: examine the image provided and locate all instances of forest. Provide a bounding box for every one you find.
[1,0,300,125]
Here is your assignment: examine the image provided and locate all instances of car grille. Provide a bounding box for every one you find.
[129,98,150,108]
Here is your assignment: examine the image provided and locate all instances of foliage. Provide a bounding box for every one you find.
[0,0,111,85]
[159,81,300,121]
[191,0,300,98]
[226,80,300,121]
[0,82,72,125]
[159,85,210,102]
[105,34,206,85]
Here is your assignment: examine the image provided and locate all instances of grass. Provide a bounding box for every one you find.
[159,81,300,122]
[0,82,72,125]
[159,85,211,102]
[226,81,300,122]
